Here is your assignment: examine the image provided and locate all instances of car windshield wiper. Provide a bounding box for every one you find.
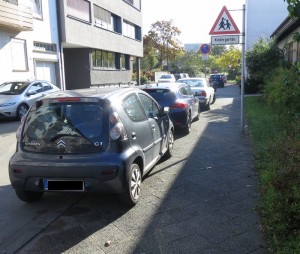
[50,133,81,141]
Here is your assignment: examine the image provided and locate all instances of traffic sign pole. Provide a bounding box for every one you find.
[241,4,246,133]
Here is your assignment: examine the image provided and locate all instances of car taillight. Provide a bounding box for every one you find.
[200,91,206,96]
[16,114,26,142]
[109,111,128,141]
[170,101,188,109]
[16,125,22,142]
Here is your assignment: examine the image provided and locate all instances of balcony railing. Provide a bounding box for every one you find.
[0,0,33,31]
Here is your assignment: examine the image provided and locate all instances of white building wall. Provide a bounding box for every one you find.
[0,0,60,85]
[245,0,288,51]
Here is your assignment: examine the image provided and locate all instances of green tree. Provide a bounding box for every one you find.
[146,20,183,69]
[215,46,241,79]
[246,37,284,90]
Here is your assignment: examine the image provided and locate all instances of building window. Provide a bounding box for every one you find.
[94,5,111,30]
[112,14,122,33]
[33,42,57,53]
[123,20,141,40]
[11,38,28,71]
[92,49,116,69]
[285,41,293,63]
[4,0,18,6]
[29,0,43,19]
[67,0,91,23]
[120,54,130,70]
[123,0,141,10]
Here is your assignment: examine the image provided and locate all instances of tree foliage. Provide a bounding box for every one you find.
[142,20,183,70]
[215,46,241,73]
[246,37,284,85]
[284,0,300,18]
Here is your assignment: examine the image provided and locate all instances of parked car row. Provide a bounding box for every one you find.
[7,77,218,207]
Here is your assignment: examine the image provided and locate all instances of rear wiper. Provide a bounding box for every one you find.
[50,133,80,141]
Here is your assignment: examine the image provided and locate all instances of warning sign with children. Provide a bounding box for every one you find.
[209,6,240,35]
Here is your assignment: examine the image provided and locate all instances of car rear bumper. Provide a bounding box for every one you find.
[8,151,135,194]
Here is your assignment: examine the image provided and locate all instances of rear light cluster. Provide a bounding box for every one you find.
[170,101,188,109]
[109,111,128,141]
[16,114,26,142]
[200,91,206,96]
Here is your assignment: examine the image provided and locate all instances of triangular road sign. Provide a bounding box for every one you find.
[209,6,240,35]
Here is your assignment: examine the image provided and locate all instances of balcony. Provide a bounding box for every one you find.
[0,0,33,31]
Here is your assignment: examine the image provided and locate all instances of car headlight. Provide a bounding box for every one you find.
[0,102,17,107]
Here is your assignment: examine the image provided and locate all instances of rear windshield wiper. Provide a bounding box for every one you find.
[50,133,80,141]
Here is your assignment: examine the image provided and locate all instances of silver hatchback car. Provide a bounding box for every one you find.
[0,80,60,119]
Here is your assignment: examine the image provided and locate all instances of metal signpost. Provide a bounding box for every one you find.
[209,5,246,133]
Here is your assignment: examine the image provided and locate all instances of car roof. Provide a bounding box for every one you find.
[140,82,186,90]
[178,77,206,81]
[39,86,145,101]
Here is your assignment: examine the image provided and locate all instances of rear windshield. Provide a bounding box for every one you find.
[179,80,204,87]
[143,89,175,107]
[22,101,108,154]
[210,75,221,79]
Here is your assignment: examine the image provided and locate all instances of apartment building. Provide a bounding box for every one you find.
[57,0,143,90]
[0,0,61,87]
[0,0,143,90]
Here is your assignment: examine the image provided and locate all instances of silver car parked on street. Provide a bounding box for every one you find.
[0,80,60,119]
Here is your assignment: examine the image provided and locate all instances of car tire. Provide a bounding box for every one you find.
[164,130,174,159]
[206,100,211,110]
[212,94,216,104]
[194,105,200,121]
[183,113,191,135]
[16,104,29,120]
[119,163,141,207]
[15,190,44,202]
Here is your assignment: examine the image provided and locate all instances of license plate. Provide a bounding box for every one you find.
[43,179,84,191]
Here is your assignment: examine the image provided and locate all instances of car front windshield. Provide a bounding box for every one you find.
[0,82,29,95]
[22,101,108,154]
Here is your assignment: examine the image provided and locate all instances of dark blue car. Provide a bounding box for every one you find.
[141,82,200,134]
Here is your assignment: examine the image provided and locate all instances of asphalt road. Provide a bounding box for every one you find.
[0,83,268,254]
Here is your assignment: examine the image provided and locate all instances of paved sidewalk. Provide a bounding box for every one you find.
[18,84,268,254]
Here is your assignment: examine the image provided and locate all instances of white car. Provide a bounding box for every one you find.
[0,80,60,119]
[178,78,215,110]
[157,74,176,83]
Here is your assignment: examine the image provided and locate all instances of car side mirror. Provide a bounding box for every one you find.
[163,106,170,114]
[26,90,37,96]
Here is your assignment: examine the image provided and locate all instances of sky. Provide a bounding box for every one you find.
[142,0,245,44]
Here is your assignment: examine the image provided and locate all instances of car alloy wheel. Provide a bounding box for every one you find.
[119,163,141,206]
[130,164,141,200]
[17,104,29,120]
[183,113,191,134]
[164,130,174,159]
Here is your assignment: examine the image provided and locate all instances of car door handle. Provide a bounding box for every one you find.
[151,125,156,131]
[131,132,137,139]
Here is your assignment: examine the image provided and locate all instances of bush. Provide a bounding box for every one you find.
[244,77,262,94]
[263,66,300,116]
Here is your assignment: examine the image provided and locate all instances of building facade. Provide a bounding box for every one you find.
[0,0,143,90]
[271,17,300,64]
[57,0,143,90]
[245,0,288,51]
[0,0,61,87]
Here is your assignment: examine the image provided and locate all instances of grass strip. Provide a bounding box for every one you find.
[245,96,300,253]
